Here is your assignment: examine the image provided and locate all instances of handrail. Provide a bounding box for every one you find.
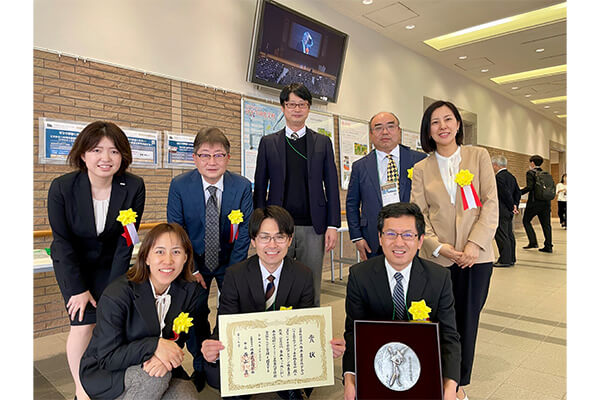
[33,222,163,238]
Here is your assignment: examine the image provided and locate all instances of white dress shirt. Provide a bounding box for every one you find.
[92,198,109,236]
[375,145,401,184]
[259,259,284,310]
[201,175,224,208]
[285,125,307,138]
[434,146,462,205]
[384,259,412,306]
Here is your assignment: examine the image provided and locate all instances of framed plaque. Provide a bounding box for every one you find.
[355,320,443,399]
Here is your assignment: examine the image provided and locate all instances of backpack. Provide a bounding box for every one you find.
[534,170,556,201]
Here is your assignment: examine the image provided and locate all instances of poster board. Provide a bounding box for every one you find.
[163,131,196,169]
[338,117,370,190]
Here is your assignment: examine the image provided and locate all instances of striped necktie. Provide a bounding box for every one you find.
[265,275,275,310]
[393,272,406,320]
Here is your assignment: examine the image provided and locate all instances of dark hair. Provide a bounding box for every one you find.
[419,100,464,153]
[529,155,543,167]
[560,173,566,183]
[248,206,295,239]
[193,127,231,153]
[368,112,400,134]
[67,121,132,175]
[279,83,312,106]
[377,202,426,238]
[127,223,195,283]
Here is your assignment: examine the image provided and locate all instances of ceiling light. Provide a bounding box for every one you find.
[553,111,558,113]
[406,25,415,30]
[530,95,567,104]
[544,105,551,109]
[490,64,566,84]
[362,0,373,4]
[511,86,519,90]
[458,55,467,60]
[536,48,545,52]
[481,69,489,73]
[557,114,566,118]
[525,94,532,97]
[423,2,566,51]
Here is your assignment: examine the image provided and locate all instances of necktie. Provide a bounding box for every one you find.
[205,186,219,271]
[290,132,299,140]
[393,272,406,320]
[386,154,399,184]
[265,275,275,310]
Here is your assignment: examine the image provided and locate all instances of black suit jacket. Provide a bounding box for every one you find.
[48,171,145,298]
[253,128,341,234]
[213,255,314,338]
[79,276,209,400]
[342,255,460,383]
[495,169,521,217]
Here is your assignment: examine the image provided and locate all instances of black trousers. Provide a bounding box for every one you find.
[558,201,567,226]
[450,262,493,386]
[494,211,516,264]
[522,201,552,249]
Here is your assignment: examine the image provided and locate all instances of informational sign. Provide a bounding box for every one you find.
[402,129,421,151]
[241,98,335,183]
[338,117,370,190]
[163,132,196,169]
[39,117,161,168]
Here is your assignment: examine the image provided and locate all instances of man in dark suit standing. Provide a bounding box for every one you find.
[346,111,427,260]
[521,154,553,253]
[342,203,460,400]
[491,155,521,267]
[201,206,345,399]
[167,127,253,391]
[253,83,341,307]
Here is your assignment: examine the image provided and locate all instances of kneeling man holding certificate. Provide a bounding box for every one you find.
[343,202,461,400]
[202,206,345,399]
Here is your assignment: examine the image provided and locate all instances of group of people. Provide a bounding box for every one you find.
[47,82,561,400]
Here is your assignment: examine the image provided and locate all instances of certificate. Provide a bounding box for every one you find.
[218,307,334,397]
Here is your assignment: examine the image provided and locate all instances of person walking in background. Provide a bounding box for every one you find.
[491,155,521,267]
[47,121,145,400]
[346,111,426,261]
[556,173,567,228]
[521,155,554,253]
[410,100,498,400]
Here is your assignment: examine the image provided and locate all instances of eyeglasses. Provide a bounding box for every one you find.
[372,123,399,134]
[195,153,228,161]
[284,102,309,110]
[256,234,289,244]
[381,231,419,241]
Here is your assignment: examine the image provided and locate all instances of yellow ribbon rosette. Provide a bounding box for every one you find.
[117,208,137,226]
[454,169,474,187]
[407,167,414,180]
[408,299,432,322]
[228,210,244,243]
[279,306,293,311]
[173,312,194,335]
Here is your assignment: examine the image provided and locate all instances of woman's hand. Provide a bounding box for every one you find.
[330,338,346,359]
[67,290,97,322]
[143,355,169,377]
[438,244,463,265]
[457,241,480,268]
[154,338,184,370]
[201,339,225,363]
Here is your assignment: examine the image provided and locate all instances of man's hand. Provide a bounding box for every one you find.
[343,373,356,400]
[67,290,97,322]
[201,339,225,363]
[330,338,345,358]
[324,227,338,252]
[143,355,169,377]
[193,272,207,289]
[443,378,458,400]
[154,338,184,370]
[355,239,371,261]
[513,205,519,215]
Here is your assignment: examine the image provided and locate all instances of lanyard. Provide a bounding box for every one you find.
[285,135,307,160]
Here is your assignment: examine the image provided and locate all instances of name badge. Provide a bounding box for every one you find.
[381,182,400,206]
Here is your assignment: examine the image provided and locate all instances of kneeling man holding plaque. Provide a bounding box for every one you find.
[343,202,461,400]
[201,206,345,399]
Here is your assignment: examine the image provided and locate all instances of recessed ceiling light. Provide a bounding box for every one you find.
[544,105,551,109]
[530,95,567,104]
[525,94,532,97]
[490,64,566,84]
[423,2,566,51]
[511,86,519,90]
[362,0,373,4]
[481,69,489,73]
[405,25,415,30]
[557,114,566,118]
[536,48,545,53]
[553,111,558,113]
[458,55,468,60]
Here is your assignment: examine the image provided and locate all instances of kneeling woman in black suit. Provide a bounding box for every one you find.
[80,223,210,400]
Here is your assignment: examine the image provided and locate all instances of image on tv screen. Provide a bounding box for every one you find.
[288,22,322,58]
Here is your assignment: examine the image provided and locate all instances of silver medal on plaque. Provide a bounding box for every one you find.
[373,342,420,391]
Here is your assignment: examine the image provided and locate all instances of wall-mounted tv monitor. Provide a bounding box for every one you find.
[247,0,349,103]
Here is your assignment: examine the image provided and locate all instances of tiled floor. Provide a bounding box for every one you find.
[34,220,566,399]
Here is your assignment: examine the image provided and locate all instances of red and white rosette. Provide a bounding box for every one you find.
[227,209,244,244]
[455,169,482,211]
[116,208,140,247]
